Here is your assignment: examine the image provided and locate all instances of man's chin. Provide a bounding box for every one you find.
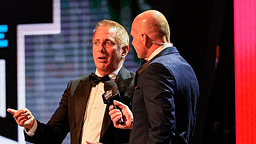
[97,64,107,69]
[96,66,110,75]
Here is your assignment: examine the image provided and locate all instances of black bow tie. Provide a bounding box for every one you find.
[89,73,110,87]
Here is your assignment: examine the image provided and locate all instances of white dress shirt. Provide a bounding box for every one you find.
[81,65,121,143]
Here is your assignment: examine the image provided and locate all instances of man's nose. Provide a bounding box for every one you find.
[99,44,106,53]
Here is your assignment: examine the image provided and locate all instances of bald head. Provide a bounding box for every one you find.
[132,10,170,42]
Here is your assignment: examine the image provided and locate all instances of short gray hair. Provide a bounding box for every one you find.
[93,20,129,49]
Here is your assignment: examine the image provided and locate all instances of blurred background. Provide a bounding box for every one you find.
[0,0,234,143]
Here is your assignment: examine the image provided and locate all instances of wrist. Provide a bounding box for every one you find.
[25,119,37,136]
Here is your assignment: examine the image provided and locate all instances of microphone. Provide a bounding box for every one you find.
[102,81,124,125]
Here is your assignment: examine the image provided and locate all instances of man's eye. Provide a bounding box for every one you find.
[94,41,99,45]
[106,41,115,46]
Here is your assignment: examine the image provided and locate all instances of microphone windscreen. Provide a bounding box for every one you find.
[103,81,120,102]
[104,81,117,91]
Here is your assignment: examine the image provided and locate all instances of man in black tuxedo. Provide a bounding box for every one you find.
[8,20,134,144]
[109,10,199,144]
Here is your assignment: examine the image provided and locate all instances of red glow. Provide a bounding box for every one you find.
[234,0,256,143]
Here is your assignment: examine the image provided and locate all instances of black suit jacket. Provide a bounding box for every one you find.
[25,66,135,144]
[130,47,199,144]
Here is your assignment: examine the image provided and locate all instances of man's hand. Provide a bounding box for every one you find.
[109,100,134,129]
[7,108,36,130]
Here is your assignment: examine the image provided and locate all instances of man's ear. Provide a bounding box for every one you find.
[142,33,152,48]
[121,45,129,59]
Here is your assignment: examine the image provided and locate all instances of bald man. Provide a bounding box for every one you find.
[109,10,199,144]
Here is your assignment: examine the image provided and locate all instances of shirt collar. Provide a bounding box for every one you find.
[95,63,123,81]
[148,43,173,61]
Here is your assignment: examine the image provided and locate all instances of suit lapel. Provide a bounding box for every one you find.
[135,46,178,87]
[115,66,132,94]
[100,105,112,139]
[74,77,91,142]
[136,47,178,76]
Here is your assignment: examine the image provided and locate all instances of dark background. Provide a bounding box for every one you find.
[0,0,234,143]
[0,1,53,141]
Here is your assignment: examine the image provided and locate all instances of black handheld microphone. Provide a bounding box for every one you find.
[102,81,124,125]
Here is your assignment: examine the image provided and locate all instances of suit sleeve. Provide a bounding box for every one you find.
[141,63,176,143]
[24,81,72,144]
